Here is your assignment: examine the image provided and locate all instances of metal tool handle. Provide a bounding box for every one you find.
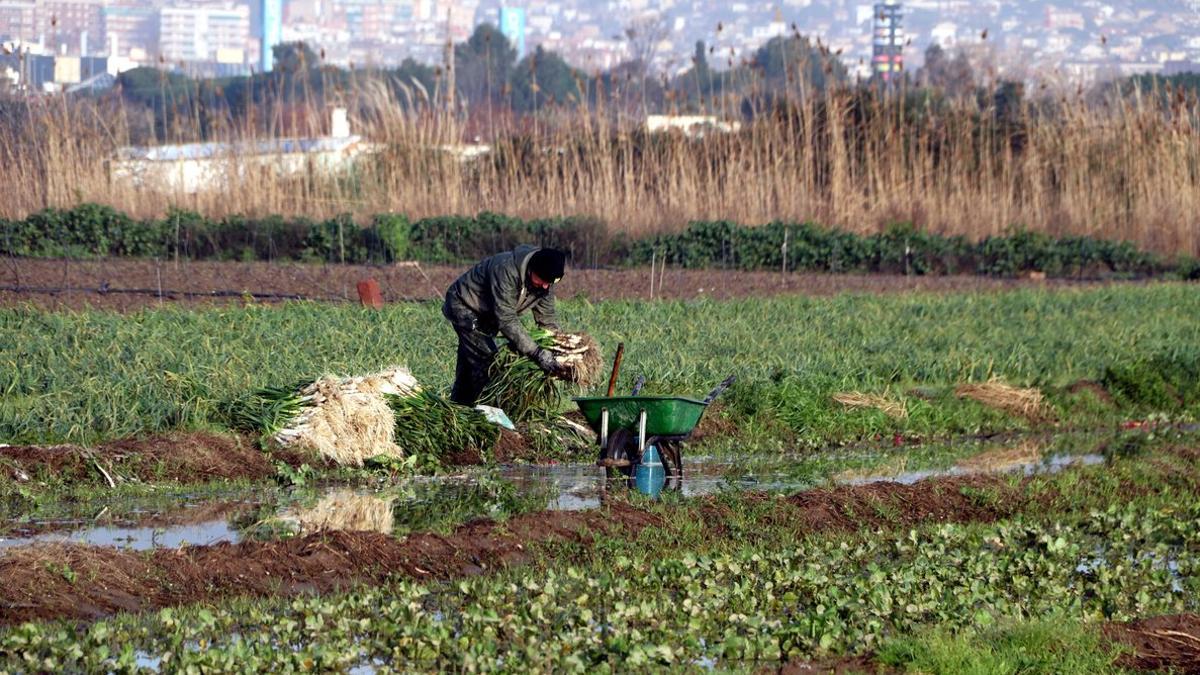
[703,375,737,405]
[631,374,645,396]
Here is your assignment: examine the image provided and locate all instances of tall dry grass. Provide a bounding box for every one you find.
[2,78,1198,255]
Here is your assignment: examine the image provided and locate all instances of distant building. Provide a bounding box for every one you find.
[499,6,527,58]
[160,5,250,65]
[872,0,903,84]
[102,5,157,60]
[645,114,741,138]
[260,0,281,71]
[3,52,105,91]
[0,62,18,90]
[41,0,104,54]
[1045,8,1086,31]
[0,2,35,44]
[1164,60,1200,76]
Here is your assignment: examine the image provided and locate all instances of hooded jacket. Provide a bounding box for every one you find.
[443,245,561,358]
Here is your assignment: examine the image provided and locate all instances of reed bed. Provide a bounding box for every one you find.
[2,77,1199,256]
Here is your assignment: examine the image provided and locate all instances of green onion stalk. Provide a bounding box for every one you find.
[219,380,311,440]
[387,391,499,463]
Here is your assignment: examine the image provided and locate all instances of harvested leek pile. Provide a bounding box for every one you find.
[225,367,420,466]
[482,328,602,423]
[224,330,600,470]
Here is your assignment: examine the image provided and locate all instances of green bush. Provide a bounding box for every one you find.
[369,213,410,262]
[0,204,1181,277]
[1,203,157,258]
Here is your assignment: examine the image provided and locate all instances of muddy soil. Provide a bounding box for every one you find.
[1,432,312,486]
[0,499,661,624]
[1104,613,1200,674]
[782,476,1034,530]
[0,258,1105,311]
[0,472,1069,626]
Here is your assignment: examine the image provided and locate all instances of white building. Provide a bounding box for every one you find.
[111,109,381,195]
[645,115,741,138]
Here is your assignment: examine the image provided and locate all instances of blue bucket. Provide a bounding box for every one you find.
[634,445,666,498]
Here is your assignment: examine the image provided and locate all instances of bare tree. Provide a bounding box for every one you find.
[624,15,669,77]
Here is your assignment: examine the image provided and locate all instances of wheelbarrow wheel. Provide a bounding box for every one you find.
[598,428,636,478]
[658,440,683,478]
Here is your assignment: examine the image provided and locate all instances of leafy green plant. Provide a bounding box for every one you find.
[273,462,315,487]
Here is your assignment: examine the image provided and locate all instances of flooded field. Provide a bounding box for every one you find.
[1,432,1109,552]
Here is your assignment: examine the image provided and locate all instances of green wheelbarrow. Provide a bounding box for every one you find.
[573,375,735,478]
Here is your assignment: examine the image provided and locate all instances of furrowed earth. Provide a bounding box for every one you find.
[0,257,1102,310]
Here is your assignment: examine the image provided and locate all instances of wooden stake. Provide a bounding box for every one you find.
[649,251,656,299]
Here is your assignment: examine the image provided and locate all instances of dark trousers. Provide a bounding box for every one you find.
[451,325,498,405]
[443,298,497,406]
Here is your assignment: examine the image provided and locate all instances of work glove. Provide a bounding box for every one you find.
[533,348,563,375]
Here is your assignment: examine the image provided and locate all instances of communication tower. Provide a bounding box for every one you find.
[872,1,903,85]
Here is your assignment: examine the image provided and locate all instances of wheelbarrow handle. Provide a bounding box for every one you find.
[631,374,645,396]
[703,375,737,405]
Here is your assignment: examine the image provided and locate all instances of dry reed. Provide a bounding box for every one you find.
[955,380,1050,422]
[832,391,908,419]
[3,77,1199,256]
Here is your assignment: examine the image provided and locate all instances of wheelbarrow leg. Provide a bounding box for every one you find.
[599,408,609,454]
[637,409,647,454]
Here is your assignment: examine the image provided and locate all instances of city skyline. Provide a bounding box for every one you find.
[2,1,1200,88]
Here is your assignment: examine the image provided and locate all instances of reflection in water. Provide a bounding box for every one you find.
[277,491,397,536]
[832,455,910,483]
[955,439,1042,472]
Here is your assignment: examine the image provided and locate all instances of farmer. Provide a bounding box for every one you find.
[442,245,570,406]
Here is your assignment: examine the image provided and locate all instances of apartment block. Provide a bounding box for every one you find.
[160,3,250,64]
[0,2,35,43]
[102,4,157,58]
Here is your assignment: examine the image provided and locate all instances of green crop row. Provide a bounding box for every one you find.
[2,284,1199,447]
[2,494,1194,672]
[4,203,1198,278]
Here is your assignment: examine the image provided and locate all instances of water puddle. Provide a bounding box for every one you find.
[0,434,1112,551]
[837,452,1105,486]
[0,519,240,550]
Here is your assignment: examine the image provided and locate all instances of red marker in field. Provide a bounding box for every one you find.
[357,279,384,309]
